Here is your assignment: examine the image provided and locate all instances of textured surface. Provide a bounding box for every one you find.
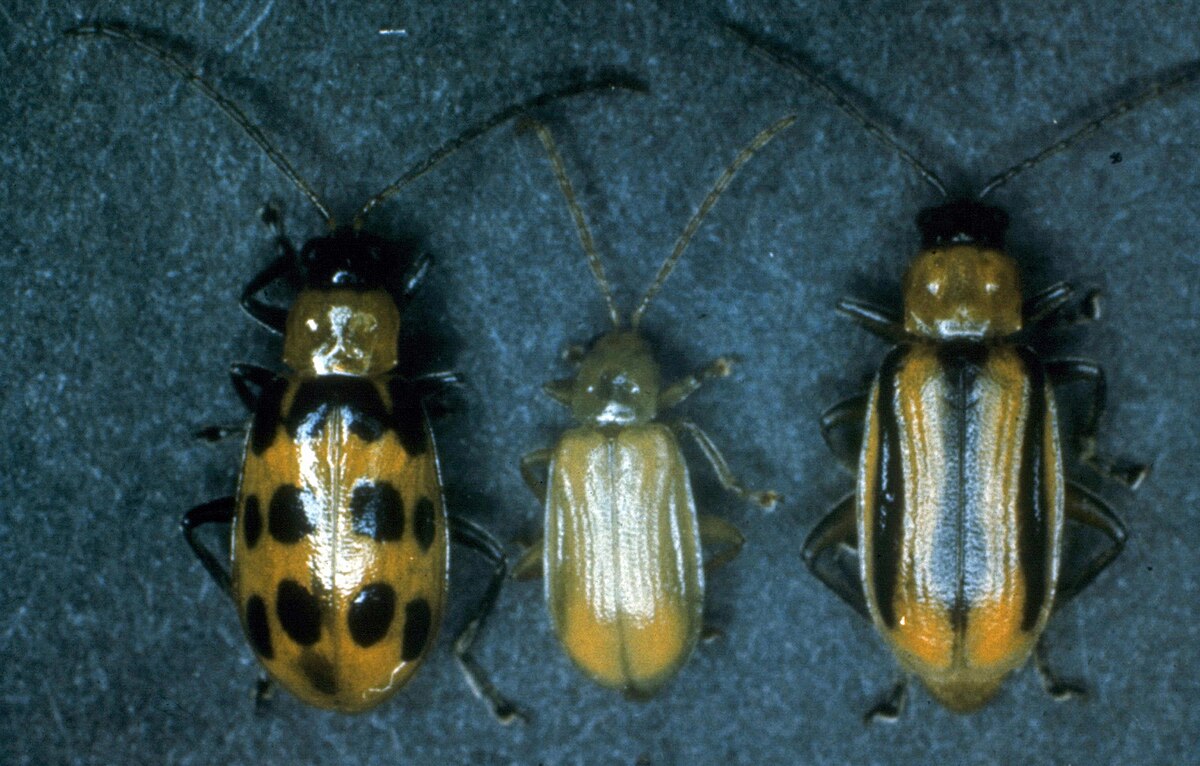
[3,1,1200,764]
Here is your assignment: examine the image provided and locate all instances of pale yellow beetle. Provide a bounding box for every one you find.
[514,115,793,697]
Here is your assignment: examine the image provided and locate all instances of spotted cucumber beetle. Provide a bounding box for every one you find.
[511,114,792,697]
[724,21,1187,719]
[67,21,641,717]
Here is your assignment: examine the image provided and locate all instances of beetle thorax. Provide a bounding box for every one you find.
[283,288,401,375]
[569,331,661,426]
[901,245,1023,340]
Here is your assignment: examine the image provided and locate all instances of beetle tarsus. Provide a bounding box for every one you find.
[1035,641,1087,702]
[864,678,907,724]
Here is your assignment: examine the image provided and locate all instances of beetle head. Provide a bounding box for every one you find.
[903,200,1023,340]
[568,331,661,426]
[282,229,411,375]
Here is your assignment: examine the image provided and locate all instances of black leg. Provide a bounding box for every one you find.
[520,448,553,507]
[409,370,466,417]
[1056,481,1127,604]
[229,363,278,412]
[181,496,236,599]
[802,494,868,620]
[1034,637,1086,701]
[401,252,432,299]
[864,676,908,724]
[1045,359,1150,488]
[820,394,868,471]
[449,516,525,724]
[240,252,294,334]
[1023,281,1076,326]
[837,297,906,343]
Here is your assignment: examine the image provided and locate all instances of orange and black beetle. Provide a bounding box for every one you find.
[725,21,1175,719]
[68,22,637,717]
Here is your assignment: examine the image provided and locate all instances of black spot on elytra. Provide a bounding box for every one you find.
[348,584,396,648]
[285,376,389,443]
[298,651,337,696]
[269,485,313,543]
[350,482,404,541]
[387,379,429,456]
[414,497,437,551]
[401,598,432,661]
[250,376,288,455]
[276,579,321,646]
[243,495,262,548]
[245,595,272,659]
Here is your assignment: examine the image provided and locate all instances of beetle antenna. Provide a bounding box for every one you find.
[722,20,948,199]
[355,74,649,228]
[630,114,796,329]
[522,116,623,328]
[978,61,1200,198]
[66,23,334,225]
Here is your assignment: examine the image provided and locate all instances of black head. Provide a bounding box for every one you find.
[916,199,1010,250]
[297,227,421,299]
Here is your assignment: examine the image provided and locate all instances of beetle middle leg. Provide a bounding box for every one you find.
[1045,358,1150,488]
[449,515,526,724]
[819,394,867,471]
[698,515,745,574]
[802,494,868,619]
[673,420,779,509]
[180,496,236,599]
[1056,481,1128,603]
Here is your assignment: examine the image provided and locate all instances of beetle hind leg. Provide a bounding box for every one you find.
[450,515,527,725]
[1034,639,1086,702]
[864,677,908,724]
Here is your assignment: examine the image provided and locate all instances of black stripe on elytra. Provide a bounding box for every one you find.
[871,345,908,629]
[938,343,986,633]
[387,378,430,456]
[250,375,288,455]
[1017,347,1050,631]
[284,376,389,443]
[401,598,432,661]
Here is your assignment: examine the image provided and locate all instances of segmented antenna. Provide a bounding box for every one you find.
[66,23,334,224]
[977,61,1200,198]
[723,20,948,198]
[355,74,648,228]
[523,117,622,328]
[631,113,796,328]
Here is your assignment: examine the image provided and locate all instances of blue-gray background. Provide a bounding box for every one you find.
[3,1,1198,764]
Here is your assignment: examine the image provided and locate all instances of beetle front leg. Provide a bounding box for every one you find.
[519,448,553,507]
[673,420,779,509]
[659,355,737,411]
[1045,358,1150,488]
[240,209,298,334]
[837,297,906,343]
[449,515,527,725]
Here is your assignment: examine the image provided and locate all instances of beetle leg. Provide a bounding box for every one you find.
[253,675,274,714]
[520,448,553,506]
[802,493,869,620]
[1023,281,1076,326]
[1056,481,1128,604]
[410,370,466,416]
[1034,638,1086,701]
[837,297,906,343]
[542,378,574,407]
[401,252,432,299]
[819,394,867,471]
[698,515,745,573]
[511,538,544,581]
[449,515,527,724]
[659,355,738,411]
[864,676,907,724]
[240,230,296,334]
[193,423,246,442]
[229,363,277,412]
[180,496,236,599]
[674,420,779,509]
[1045,359,1151,488]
